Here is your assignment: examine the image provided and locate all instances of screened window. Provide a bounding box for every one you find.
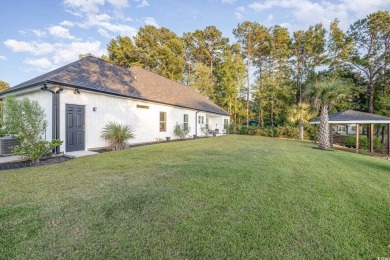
[183,114,189,131]
[160,112,166,132]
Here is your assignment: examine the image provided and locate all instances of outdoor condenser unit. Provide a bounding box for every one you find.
[0,136,20,156]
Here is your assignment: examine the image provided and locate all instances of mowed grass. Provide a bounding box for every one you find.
[1,135,389,259]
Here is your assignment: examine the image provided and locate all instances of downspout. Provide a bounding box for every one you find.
[195,111,199,137]
[41,84,63,153]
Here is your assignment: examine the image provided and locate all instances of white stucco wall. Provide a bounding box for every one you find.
[58,87,230,152]
[6,85,229,152]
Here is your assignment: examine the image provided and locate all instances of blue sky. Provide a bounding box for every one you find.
[1,0,389,86]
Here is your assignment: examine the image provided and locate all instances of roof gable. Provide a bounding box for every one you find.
[5,56,229,116]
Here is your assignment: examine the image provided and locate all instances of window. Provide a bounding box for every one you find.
[224,119,229,130]
[137,104,149,109]
[351,126,356,131]
[160,112,166,131]
[183,114,189,131]
[206,117,209,130]
[198,115,204,124]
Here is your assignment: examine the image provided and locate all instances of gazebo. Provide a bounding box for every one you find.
[310,110,390,157]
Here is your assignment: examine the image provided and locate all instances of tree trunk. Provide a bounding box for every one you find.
[368,82,375,113]
[246,57,250,127]
[298,119,304,140]
[319,105,331,150]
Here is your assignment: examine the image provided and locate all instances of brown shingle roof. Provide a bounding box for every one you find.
[4,56,229,115]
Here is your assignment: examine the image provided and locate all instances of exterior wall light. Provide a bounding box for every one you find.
[74,89,81,95]
[93,107,97,111]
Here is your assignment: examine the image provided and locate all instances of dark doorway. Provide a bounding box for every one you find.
[66,104,85,152]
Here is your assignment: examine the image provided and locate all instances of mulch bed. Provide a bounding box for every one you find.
[91,135,214,153]
[0,156,72,171]
[332,145,389,159]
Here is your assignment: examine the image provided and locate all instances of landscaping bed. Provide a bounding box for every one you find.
[0,156,72,171]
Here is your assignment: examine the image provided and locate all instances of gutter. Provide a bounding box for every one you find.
[41,83,63,153]
[195,111,199,137]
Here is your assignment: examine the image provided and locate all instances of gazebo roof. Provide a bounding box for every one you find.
[310,110,390,124]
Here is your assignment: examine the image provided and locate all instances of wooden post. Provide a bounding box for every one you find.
[314,125,317,144]
[369,123,374,153]
[356,123,359,153]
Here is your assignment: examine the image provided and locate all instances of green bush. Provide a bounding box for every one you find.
[374,137,383,152]
[345,136,355,148]
[275,125,299,139]
[3,96,63,163]
[0,128,6,138]
[174,123,191,139]
[101,121,135,150]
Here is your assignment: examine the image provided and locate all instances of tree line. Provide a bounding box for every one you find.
[106,10,389,131]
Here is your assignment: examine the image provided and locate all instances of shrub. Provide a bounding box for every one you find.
[275,125,299,139]
[174,123,191,139]
[101,121,135,150]
[228,123,238,134]
[345,136,355,148]
[373,137,383,153]
[3,96,63,163]
[201,125,209,137]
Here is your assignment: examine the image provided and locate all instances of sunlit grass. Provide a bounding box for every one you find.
[1,135,389,258]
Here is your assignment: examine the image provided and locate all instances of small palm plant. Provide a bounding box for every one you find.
[101,122,135,150]
[288,103,315,140]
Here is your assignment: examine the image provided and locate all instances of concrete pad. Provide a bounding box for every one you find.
[64,150,99,158]
[0,155,25,164]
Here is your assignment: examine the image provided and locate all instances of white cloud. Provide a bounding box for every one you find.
[143,17,158,27]
[63,0,104,14]
[248,0,390,29]
[107,0,129,9]
[48,25,76,39]
[60,20,75,27]
[221,0,237,5]
[24,58,54,71]
[52,41,104,64]
[0,55,7,61]
[4,39,55,55]
[98,28,111,38]
[5,38,105,69]
[136,0,149,8]
[32,29,46,37]
[235,6,246,20]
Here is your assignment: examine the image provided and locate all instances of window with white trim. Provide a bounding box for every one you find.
[183,114,189,131]
[198,115,204,124]
[224,119,229,130]
[160,112,166,132]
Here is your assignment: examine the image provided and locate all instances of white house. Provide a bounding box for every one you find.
[333,124,363,135]
[1,56,230,153]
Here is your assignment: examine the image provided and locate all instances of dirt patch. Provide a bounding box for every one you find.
[0,156,72,171]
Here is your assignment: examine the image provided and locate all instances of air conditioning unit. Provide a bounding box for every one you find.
[0,136,20,156]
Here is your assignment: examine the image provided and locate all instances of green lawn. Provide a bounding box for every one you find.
[1,135,389,259]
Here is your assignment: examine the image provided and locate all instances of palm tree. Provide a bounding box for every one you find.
[289,103,315,140]
[101,122,135,150]
[307,78,350,150]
